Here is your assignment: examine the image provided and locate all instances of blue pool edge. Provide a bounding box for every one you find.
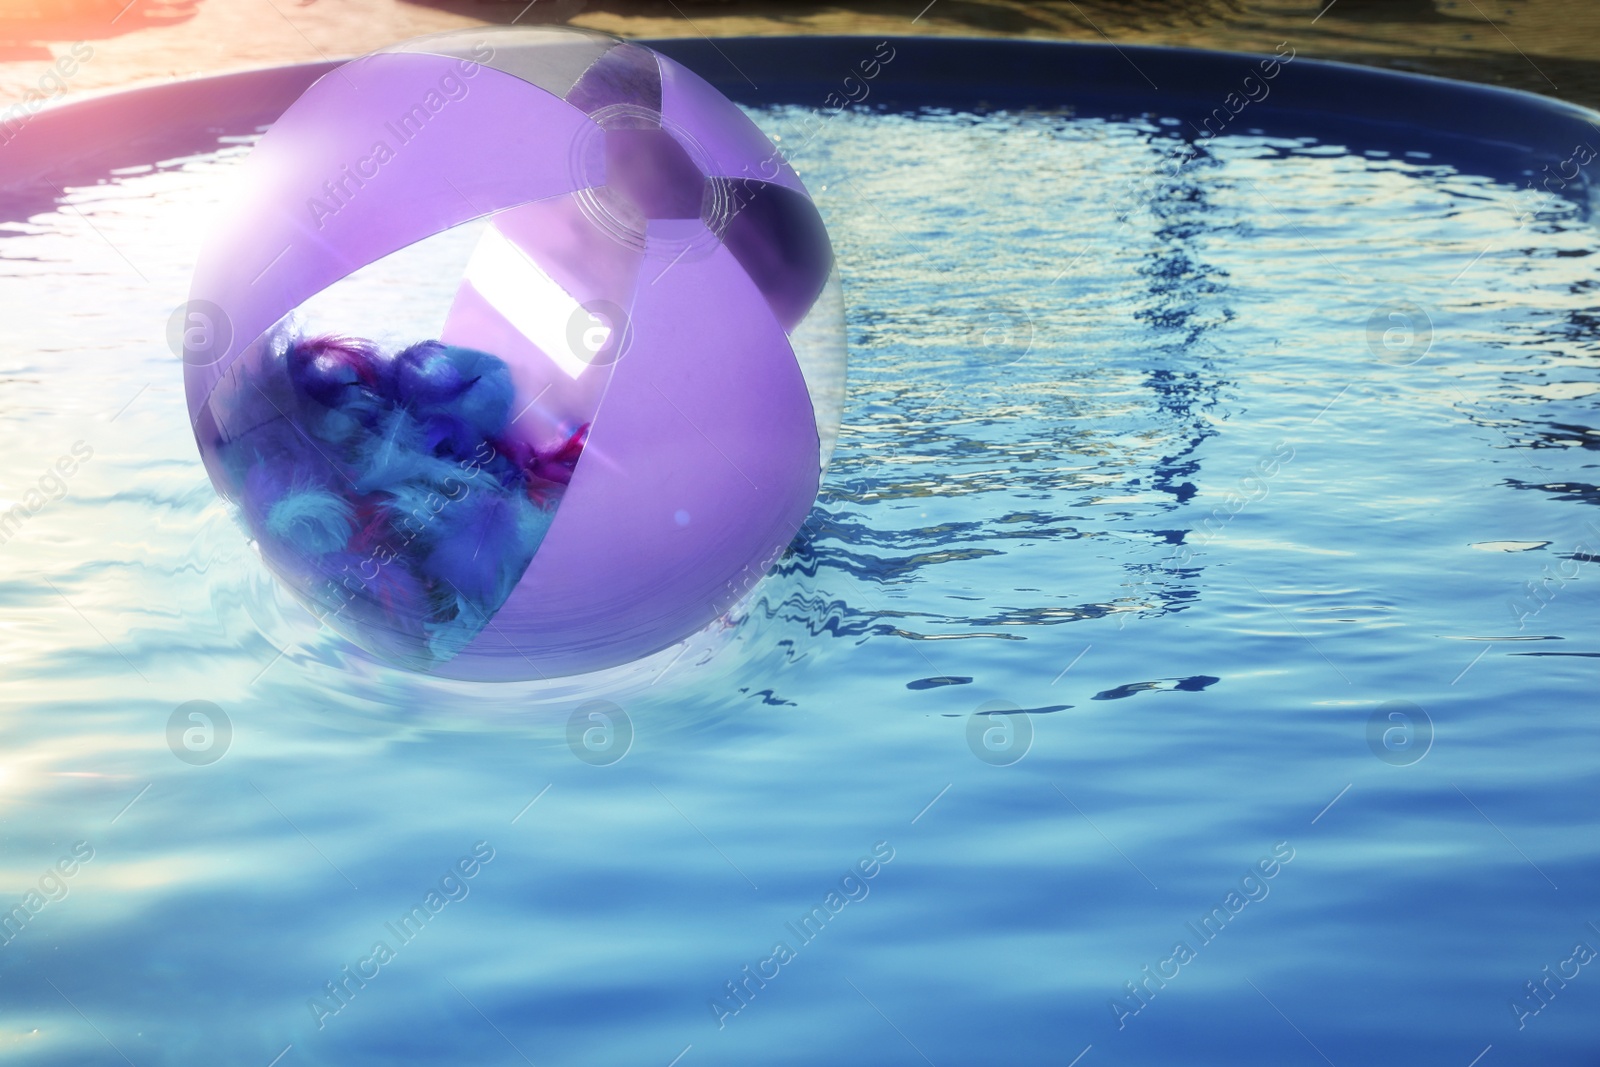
[1,36,1595,221]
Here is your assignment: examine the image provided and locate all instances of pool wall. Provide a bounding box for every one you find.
[2,36,1597,217]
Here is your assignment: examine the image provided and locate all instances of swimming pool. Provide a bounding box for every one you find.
[1,36,1597,1067]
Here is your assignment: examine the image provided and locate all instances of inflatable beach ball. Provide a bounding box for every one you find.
[182,28,845,680]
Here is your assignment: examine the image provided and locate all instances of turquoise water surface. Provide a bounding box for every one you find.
[0,102,1598,1066]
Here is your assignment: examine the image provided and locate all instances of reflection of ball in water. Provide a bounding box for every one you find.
[184,28,846,680]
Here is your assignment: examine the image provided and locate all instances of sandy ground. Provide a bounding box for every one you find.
[0,0,1596,114]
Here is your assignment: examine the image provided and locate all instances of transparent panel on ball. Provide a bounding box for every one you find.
[190,199,631,671]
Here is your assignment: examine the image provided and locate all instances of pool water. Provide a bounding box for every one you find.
[1,100,1598,1066]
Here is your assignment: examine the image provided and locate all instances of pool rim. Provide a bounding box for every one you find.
[1,34,1597,203]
